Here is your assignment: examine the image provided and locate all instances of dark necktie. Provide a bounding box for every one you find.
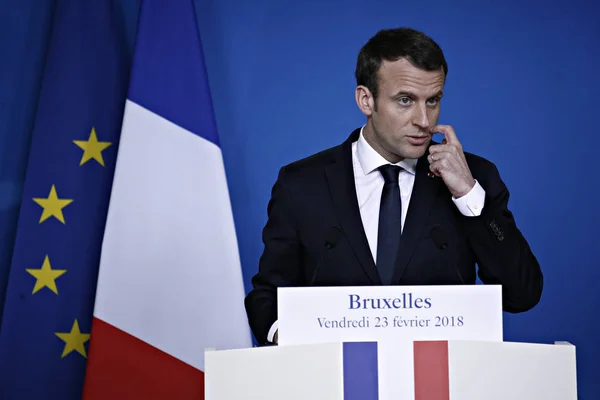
[377,164,402,285]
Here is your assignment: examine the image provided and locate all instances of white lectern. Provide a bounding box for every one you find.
[204,285,578,399]
[204,340,577,400]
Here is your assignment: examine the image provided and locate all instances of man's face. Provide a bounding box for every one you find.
[361,58,445,162]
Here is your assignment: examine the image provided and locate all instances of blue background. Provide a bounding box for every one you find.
[1,0,598,398]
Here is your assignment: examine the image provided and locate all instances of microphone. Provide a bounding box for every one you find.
[430,226,465,284]
[308,227,342,286]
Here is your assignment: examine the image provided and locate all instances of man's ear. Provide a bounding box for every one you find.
[355,85,375,116]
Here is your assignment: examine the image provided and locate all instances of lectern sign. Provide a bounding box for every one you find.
[277,285,503,400]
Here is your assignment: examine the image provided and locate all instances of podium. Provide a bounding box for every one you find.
[205,285,578,399]
[205,340,577,399]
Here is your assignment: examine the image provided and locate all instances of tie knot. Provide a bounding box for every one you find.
[378,164,402,184]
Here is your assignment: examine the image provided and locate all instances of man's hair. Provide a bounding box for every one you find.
[355,27,448,100]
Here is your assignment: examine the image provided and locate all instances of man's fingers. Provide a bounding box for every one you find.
[428,151,452,163]
[431,124,460,147]
[429,161,443,176]
[428,144,442,153]
[429,144,460,158]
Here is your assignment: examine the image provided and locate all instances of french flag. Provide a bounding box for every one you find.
[82,1,252,398]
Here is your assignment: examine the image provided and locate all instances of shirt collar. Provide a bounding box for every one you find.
[356,126,418,176]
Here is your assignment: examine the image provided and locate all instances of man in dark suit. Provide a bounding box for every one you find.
[244,27,543,345]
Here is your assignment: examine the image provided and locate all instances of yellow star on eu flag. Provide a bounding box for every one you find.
[73,127,112,166]
[55,319,90,358]
[32,185,73,224]
[25,255,66,295]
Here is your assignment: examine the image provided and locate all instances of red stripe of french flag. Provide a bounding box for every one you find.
[414,341,450,400]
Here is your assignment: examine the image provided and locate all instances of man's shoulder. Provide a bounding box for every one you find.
[282,143,342,173]
[277,129,358,178]
[463,150,503,184]
[270,142,346,198]
[464,150,496,169]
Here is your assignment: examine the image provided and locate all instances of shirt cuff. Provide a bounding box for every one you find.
[267,320,279,343]
[452,180,485,217]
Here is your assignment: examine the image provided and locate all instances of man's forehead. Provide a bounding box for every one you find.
[378,59,445,93]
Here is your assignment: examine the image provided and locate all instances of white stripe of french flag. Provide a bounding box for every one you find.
[82,1,252,398]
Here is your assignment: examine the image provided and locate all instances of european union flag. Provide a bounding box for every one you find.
[0,1,131,398]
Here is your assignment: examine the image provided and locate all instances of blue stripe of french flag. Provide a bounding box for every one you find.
[343,342,379,400]
[83,1,252,398]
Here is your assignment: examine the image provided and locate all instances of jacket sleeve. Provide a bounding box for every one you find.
[244,167,303,344]
[462,160,543,312]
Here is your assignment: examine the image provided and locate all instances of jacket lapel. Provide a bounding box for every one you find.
[325,130,381,284]
[392,153,444,283]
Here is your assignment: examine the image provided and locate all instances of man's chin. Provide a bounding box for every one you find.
[399,146,428,160]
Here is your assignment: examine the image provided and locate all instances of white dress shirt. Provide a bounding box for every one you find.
[267,127,486,342]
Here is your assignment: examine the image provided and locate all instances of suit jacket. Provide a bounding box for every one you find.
[244,128,543,344]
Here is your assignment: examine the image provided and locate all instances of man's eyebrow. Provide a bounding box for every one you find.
[392,90,444,98]
[392,90,416,98]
